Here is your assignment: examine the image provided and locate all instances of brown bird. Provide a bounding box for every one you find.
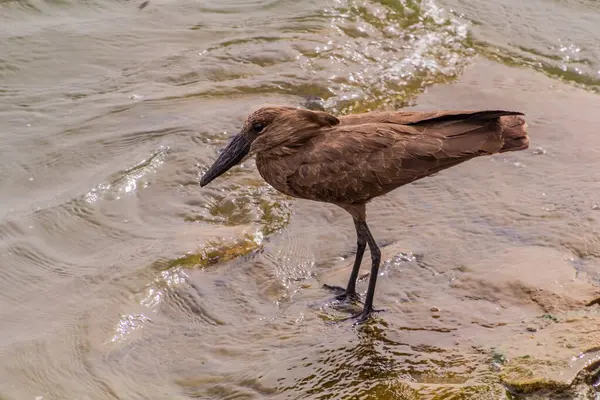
[200,106,529,323]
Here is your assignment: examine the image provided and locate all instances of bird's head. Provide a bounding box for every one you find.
[199,106,339,187]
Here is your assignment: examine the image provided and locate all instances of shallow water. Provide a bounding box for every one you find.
[1,0,600,399]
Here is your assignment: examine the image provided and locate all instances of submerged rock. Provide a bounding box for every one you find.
[321,244,600,397]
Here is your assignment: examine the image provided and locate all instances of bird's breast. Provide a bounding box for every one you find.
[255,152,299,199]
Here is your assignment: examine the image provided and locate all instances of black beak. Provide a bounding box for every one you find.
[200,133,251,187]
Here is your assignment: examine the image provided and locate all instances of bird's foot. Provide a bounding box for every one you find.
[344,307,385,325]
[322,284,361,303]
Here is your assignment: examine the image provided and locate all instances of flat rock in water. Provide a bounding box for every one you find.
[320,244,600,397]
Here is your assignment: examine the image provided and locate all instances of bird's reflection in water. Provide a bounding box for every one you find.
[277,323,418,399]
[276,321,497,399]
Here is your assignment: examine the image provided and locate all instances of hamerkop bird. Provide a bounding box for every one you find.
[200,106,529,323]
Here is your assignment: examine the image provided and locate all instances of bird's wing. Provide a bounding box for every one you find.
[286,112,517,204]
[285,124,418,204]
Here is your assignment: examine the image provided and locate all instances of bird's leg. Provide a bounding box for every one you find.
[346,220,384,324]
[323,218,366,302]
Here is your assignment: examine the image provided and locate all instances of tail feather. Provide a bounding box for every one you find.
[416,111,530,155]
[498,114,529,152]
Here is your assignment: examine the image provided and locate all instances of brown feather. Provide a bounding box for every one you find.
[244,107,528,220]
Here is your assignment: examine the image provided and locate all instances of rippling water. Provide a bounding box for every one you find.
[1,0,600,399]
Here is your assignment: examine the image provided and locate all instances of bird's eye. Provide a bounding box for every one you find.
[252,122,265,133]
